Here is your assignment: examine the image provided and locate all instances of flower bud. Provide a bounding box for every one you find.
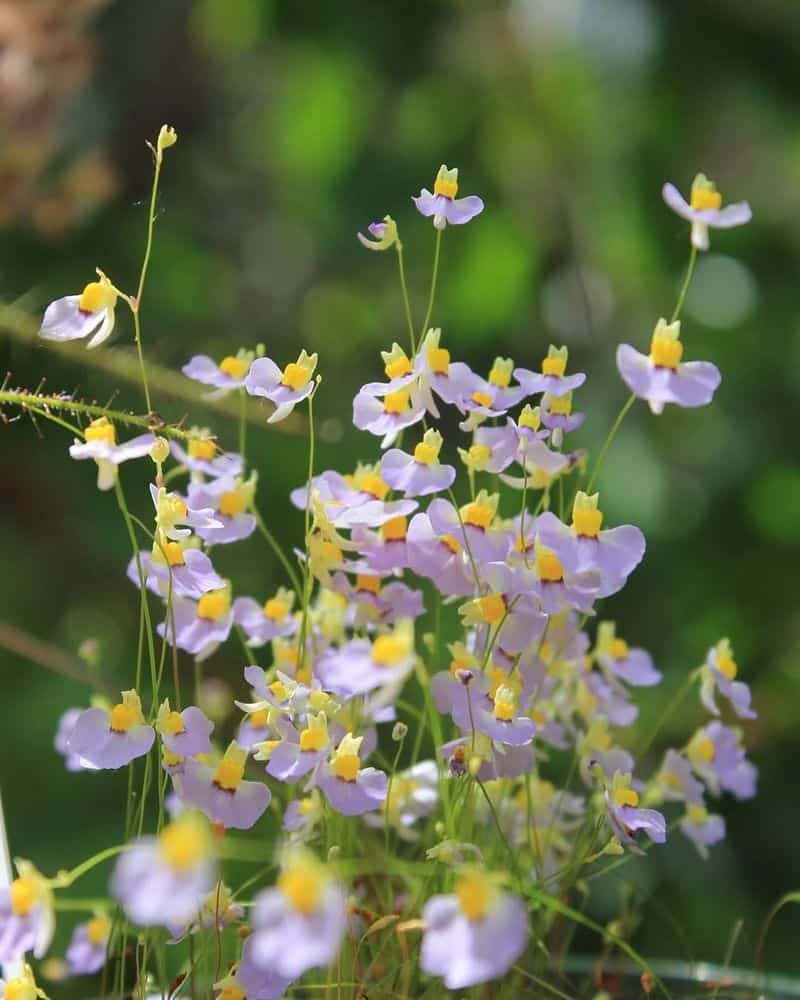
[157,125,178,152]
[150,436,170,464]
[391,721,408,742]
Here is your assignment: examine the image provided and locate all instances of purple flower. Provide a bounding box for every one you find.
[679,803,726,858]
[617,318,721,415]
[54,707,85,771]
[67,690,155,770]
[136,542,224,600]
[406,511,474,596]
[652,749,705,804]
[315,622,415,699]
[178,742,271,829]
[245,349,317,423]
[686,723,757,800]
[316,734,388,815]
[413,328,478,416]
[427,491,512,565]
[594,622,661,687]
[540,391,585,434]
[69,418,155,490]
[458,563,546,656]
[65,914,111,975]
[156,700,214,757]
[38,273,118,349]
[451,677,537,748]
[353,385,426,448]
[521,544,600,615]
[150,484,221,542]
[186,475,257,544]
[233,589,298,646]
[357,215,398,251]
[421,873,528,989]
[159,591,234,660]
[169,435,244,479]
[458,422,519,475]
[0,861,53,962]
[232,935,296,999]
[604,772,667,852]
[381,429,456,497]
[413,165,484,230]
[246,852,346,979]
[266,714,331,784]
[514,345,586,398]
[182,350,253,391]
[535,492,645,598]
[457,359,526,420]
[700,639,756,720]
[111,814,216,927]
[662,173,751,250]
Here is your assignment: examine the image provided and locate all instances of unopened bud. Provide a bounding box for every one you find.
[157,124,178,152]
[392,721,408,742]
[150,436,169,464]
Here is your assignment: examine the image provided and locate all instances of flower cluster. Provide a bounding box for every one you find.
[0,146,758,999]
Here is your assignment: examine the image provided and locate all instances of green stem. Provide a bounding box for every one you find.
[419,228,442,339]
[0,389,192,439]
[53,844,128,888]
[239,387,248,460]
[395,242,417,354]
[670,245,698,324]
[253,507,302,594]
[585,392,636,494]
[297,388,317,671]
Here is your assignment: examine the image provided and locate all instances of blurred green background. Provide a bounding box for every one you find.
[1,0,799,991]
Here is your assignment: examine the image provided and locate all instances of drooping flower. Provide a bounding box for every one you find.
[179,742,271,829]
[316,733,388,815]
[246,851,346,980]
[662,173,751,250]
[156,699,214,758]
[603,771,667,852]
[38,272,118,349]
[67,690,155,770]
[182,349,253,391]
[111,814,216,927]
[679,802,726,858]
[245,349,317,423]
[0,861,54,962]
[357,215,398,251]
[421,870,528,989]
[413,165,484,230]
[616,318,721,415]
[69,417,155,491]
[699,638,756,720]
[514,345,586,398]
[65,913,111,975]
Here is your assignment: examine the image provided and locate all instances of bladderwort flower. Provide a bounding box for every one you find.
[149,483,221,541]
[182,348,254,392]
[232,587,298,646]
[169,431,244,480]
[364,759,438,841]
[0,964,46,1000]
[159,588,234,660]
[593,621,661,687]
[316,733,388,815]
[699,638,756,720]
[38,270,119,349]
[54,707,86,772]
[316,620,416,699]
[514,345,587,398]
[0,861,54,962]
[111,813,216,927]
[686,722,757,800]
[381,428,456,497]
[522,541,600,615]
[357,214,398,250]
[179,741,271,829]
[353,382,426,448]
[458,422,519,475]
[245,349,318,423]
[421,870,528,990]
[67,690,155,769]
[64,913,111,975]
[535,491,646,598]
[648,749,705,806]
[156,699,214,757]
[68,417,155,491]
[247,851,346,980]
[603,770,667,853]
[264,712,333,784]
[134,537,225,600]
[187,473,257,544]
[539,390,585,435]
[679,801,726,858]
[406,510,475,596]
[413,328,478,415]
[427,490,512,564]
[662,173,752,251]
[413,165,484,230]
[222,935,296,999]
[616,318,721,415]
